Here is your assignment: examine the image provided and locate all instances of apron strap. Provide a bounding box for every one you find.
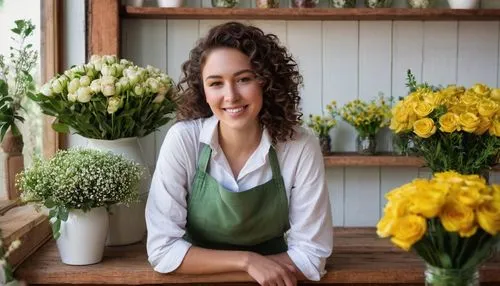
[198,144,212,173]
[268,147,284,187]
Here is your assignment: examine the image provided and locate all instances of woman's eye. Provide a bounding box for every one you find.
[238,77,252,83]
[209,81,222,87]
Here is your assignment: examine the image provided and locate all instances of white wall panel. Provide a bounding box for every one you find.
[423,22,458,86]
[344,167,380,226]
[322,21,358,152]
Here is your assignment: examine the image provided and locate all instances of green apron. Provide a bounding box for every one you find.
[184,144,290,255]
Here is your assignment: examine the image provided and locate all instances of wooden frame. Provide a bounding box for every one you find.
[41,0,66,157]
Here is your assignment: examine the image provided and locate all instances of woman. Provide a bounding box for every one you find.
[146,22,333,286]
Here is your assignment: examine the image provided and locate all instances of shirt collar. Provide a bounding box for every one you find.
[199,115,272,160]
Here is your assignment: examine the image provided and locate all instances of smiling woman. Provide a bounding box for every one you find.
[145,22,333,286]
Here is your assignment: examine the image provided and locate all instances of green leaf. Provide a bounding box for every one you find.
[10,123,21,136]
[10,28,21,35]
[0,79,7,96]
[58,207,69,221]
[0,123,9,142]
[51,218,61,238]
[44,198,55,208]
[49,208,57,219]
[52,122,70,133]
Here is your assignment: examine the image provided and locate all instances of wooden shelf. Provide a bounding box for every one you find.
[122,6,500,21]
[324,152,425,167]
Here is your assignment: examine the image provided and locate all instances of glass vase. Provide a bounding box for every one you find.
[256,0,279,8]
[330,0,356,8]
[392,133,416,156]
[425,264,479,286]
[211,0,239,7]
[356,134,376,155]
[290,0,319,8]
[319,135,331,155]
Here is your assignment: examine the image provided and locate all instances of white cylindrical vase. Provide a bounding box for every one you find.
[56,207,109,265]
[447,0,479,8]
[87,137,150,246]
[158,0,184,7]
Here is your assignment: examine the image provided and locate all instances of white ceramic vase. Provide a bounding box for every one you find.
[87,137,151,246]
[158,0,184,7]
[447,0,479,9]
[127,0,145,6]
[56,207,109,265]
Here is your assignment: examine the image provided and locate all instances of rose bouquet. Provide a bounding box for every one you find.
[29,55,178,140]
[377,171,500,285]
[389,77,500,175]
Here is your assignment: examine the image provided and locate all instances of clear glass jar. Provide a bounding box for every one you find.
[408,0,435,8]
[364,0,392,8]
[256,0,280,8]
[290,0,319,8]
[356,133,377,155]
[425,264,479,286]
[330,0,356,8]
[211,0,239,8]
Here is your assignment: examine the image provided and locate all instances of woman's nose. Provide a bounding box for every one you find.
[223,83,240,102]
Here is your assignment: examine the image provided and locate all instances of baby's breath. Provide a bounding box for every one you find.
[16,148,142,211]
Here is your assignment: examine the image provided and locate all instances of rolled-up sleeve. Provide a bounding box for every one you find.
[286,135,334,281]
[146,125,193,273]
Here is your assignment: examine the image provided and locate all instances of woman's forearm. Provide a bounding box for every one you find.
[174,246,249,274]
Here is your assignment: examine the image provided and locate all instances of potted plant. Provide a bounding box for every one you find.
[16,148,142,265]
[377,171,500,286]
[29,55,178,246]
[390,73,500,177]
[306,114,337,154]
[327,95,391,155]
[0,19,38,199]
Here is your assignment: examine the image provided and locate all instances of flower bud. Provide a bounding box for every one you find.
[80,76,91,87]
[102,84,116,97]
[152,94,165,104]
[51,79,63,94]
[147,78,160,93]
[67,92,77,102]
[40,83,54,97]
[68,78,80,94]
[90,55,102,64]
[90,79,101,93]
[107,97,121,114]
[134,85,144,96]
[76,87,93,103]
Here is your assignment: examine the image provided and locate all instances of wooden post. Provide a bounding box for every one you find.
[89,0,120,57]
[1,131,24,200]
[41,0,66,158]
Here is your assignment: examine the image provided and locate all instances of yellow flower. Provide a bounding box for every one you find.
[473,83,491,97]
[376,213,396,238]
[440,199,475,237]
[489,120,500,137]
[462,91,480,106]
[478,99,498,118]
[490,88,500,101]
[413,118,436,138]
[474,117,492,135]
[408,181,447,218]
[439,112,459,133]
[459,113,480,133]
[393,102,410,123]
[413,101,434,118]
[390,215,427,251]
[477,201,500,235]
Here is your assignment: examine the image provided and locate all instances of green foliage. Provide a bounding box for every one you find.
[0,19,38,142]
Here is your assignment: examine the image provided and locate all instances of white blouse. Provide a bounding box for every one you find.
[145,116,333,281]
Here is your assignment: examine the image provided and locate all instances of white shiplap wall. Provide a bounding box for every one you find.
[116,0,500,226]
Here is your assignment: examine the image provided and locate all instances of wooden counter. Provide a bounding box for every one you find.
[15,228,500,285]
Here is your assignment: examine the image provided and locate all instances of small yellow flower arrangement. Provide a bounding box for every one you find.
[327,95,391,154]
[390,71,500,174]
[306,114,337,154]
[377,171,500,285]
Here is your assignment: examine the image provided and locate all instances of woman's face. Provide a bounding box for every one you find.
[202,47,263,133]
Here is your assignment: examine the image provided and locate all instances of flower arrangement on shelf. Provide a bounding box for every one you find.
[16,148,143,265]
[389,71,500,175]
[327,94,391,155]
[377,171,500,286]
[30,55,178,140]
[306,113,337,154]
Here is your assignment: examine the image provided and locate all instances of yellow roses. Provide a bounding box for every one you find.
[377,171,500,251]
[390,83,500,138]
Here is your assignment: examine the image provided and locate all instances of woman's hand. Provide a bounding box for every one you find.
[244,252,297,286]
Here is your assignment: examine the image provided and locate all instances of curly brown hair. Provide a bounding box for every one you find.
[177,21,303,144]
